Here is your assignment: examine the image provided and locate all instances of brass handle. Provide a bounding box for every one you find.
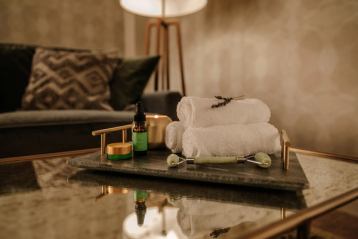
[281,130,291,171]
[92,124,132,136]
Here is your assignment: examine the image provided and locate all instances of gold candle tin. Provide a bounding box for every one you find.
[146,114,172,149]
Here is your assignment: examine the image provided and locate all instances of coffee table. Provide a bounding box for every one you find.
[0,149,357,239]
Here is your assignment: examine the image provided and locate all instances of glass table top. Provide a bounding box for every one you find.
[0,153,356,239]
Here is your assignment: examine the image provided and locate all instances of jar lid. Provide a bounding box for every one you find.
[107,142,132,155]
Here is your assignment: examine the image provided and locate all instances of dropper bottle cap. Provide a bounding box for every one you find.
[134,190,148,226]
[135,202,146,226]
[134,102,146,122]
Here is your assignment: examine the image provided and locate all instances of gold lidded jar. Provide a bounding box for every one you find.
[146,114,172,149]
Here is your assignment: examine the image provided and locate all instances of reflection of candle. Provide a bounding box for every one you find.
[123,207,183,239]
[134,190,149,226]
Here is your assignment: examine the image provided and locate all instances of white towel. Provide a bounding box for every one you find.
[165,121,185,153]
[182,123,281,158]
[177,96,271,128]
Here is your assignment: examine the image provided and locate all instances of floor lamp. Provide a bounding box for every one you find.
[120,0,207,96]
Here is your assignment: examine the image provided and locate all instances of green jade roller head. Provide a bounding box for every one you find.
[167,152,272,169]
[253,152,272,168]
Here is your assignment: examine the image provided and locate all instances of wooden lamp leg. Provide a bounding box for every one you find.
[155,19,162,92]
[145,19,186,96]
[163,23,170,90]
[161,23,166,90]
[145,21,160,91]
[144,21,155,55]
[173,22,186,96]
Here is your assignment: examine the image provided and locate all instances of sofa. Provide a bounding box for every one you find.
[0,43,181,158]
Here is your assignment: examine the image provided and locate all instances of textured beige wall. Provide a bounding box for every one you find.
[0,0,124,52]
[153,0,358,156]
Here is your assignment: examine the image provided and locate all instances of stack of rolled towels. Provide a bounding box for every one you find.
[165,96,281,158]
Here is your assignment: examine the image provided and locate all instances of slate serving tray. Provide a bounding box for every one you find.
[68,150,309,191]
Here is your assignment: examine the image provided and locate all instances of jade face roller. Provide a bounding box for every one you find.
[167,152,272,169]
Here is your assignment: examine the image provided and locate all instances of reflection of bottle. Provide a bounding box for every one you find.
[134,190,148,226]
[132,102,148,156]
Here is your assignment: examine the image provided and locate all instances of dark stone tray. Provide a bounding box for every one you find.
[68,150,309,191]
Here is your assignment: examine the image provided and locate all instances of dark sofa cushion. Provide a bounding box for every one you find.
[0,44,36,112]
[0,110,134,128]
[0,110,135,157]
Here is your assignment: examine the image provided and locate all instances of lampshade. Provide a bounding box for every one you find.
[120,0,207,18]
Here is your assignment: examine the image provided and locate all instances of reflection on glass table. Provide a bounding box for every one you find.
[0,153,356,239]
[93,184,292,239]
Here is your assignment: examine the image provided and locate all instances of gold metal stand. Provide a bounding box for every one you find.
[281,130,291,171]
[280,129,358,171]
[144,18,186,95]
[236,188,358,239]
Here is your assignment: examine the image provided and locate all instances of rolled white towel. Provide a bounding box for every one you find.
[165,121,185,153]
[177,96,271,128]
[182,123,281,158]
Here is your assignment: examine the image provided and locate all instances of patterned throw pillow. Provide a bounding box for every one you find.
[21,48,118,110]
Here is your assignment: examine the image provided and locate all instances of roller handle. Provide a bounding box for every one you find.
[193,156,245,164]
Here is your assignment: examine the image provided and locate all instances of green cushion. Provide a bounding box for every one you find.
[110,56,160,110]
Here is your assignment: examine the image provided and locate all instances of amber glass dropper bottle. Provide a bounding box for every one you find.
[132,102,148,156]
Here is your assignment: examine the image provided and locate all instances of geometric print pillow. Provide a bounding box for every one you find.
[21,48,119,110]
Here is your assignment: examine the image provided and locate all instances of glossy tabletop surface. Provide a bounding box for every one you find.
[0,152,357,239]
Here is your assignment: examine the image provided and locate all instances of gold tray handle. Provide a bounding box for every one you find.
[280,130,291,171]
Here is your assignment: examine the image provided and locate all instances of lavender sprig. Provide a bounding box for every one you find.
[211,95,245,108]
